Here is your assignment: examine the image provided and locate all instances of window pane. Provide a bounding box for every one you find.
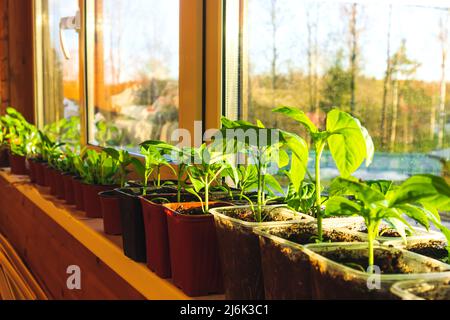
[233,0,450,181]
[90,0,180,151]
[36,0,81,143]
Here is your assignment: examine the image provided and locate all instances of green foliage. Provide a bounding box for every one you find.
[325,174,450,268]
[74,149,119,186]
[186,143,231,214]
[43,116,80,145]
[135,140,176,195]
[95,120,125,147]
[219,117,297,221]
[274,106,374,240]
[103,148,139,188]
[2,108,35,157]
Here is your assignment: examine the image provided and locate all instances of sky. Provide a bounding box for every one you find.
[248,0,450,82]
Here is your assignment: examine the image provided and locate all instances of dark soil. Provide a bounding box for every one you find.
[344,221,412,238]
[222,206,301,223]
[321,248,413,274]
[406,240,449,264]
[173,203,232,216]
[266,221,365,245]
[411,280,450,300]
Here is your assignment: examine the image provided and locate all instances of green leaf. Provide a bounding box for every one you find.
[131,158,145,179]
[366,180,393,195]
[390,175,450,211]
[273,106,318,133]
[329,177,385,205]
[326,109,369,177]
[264,174,285,196]
[281,131,309,190]
[325,196,362,217]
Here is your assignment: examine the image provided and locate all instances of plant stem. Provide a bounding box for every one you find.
[367,223,375,268]
[205,178,209,213]
[315,141,325,242]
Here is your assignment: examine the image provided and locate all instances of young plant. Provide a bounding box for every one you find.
[2,108,34,157]
[219,117,307,222]
[325,175,450,269]
[274,106,374,241]
[186,143,231,214]
[75,149,119,186]
[103,148,142,188]
[133,140,176,195]
[165,145,195,202]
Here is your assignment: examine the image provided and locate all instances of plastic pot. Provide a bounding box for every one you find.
[28,159,37,183]
[338,219,444,243]
[99,190,122,235]
[34,161,45,186]
[0,148,9,168]
[62,174,76,205]
[210,205,311,300]
[306,242,450,300]
[255,220,367,300]
[9,153,27,175]
[385,238,449,263]
[115,186,178,263]
[391,275,450,300]
[82,183,118,218]
[72,177,85,211]
[164,202,228,297]
[48,167,58,196]
[54,170,66,200]
[139,193,198,278]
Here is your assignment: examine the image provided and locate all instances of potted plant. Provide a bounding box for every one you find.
[209,118,310,300]
[2,108,33,175]
[0,116,10,168]
[306,174,450,299]
[116,140,176,262]
[162,143,235,296]
[139,145,195,278]
[58,146,79,205]
[76,149,120,218]
[99,148,139,235]
[72,151,87,211]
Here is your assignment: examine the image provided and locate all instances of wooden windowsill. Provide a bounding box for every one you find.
[0,169,223,300]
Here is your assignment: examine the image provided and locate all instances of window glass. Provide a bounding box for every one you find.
[230,0,450,181]
[35,0,81,143]
[89,0,180,151]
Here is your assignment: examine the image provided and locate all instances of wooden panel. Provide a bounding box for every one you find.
[7,0,35,122]
[0,174,144,299]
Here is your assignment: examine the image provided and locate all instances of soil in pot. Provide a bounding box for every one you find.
[395,239,449,264]
[62,174,76,205]
[258,222,366,300]
[212,205,306,300]
[9,153,27,175]
[115,186,179,263]
[72,177,85,211]
[140,193,198,278]
[308,244,450,300]
[0,148,9,168]
[82,184,118,218]
[99,190,122,235]
[164,202,228,297]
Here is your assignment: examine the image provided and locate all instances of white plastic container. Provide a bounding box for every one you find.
[391,275,450,300]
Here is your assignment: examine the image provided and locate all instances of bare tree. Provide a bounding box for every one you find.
[438,11,449,149]
[381,5,393,149]
[306,4,320,118]
[268,0,280,127]
[345,3,361,114]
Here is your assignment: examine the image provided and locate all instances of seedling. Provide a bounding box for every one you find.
[274,106,374,241]
[74,149,119,185]
[103,148,142,188]
[325,175,450,268]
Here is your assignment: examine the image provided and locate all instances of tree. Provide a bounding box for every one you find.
[320,50,352,112]
[438,11,449,149]
[306,3,320,119]
[389,40,420,151]
[381,5,393,149]
[268,0,280,127]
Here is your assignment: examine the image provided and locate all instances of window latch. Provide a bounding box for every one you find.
[59,10,81,60]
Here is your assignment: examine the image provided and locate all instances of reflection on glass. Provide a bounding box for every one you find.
[238,0,450,180]
[91,0,180,151]
[37,0,81,139]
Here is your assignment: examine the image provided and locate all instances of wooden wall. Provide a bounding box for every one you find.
[0,0,35,122]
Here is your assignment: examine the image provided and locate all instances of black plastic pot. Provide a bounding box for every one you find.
[115,186,177,262]
[0,148,9,168]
